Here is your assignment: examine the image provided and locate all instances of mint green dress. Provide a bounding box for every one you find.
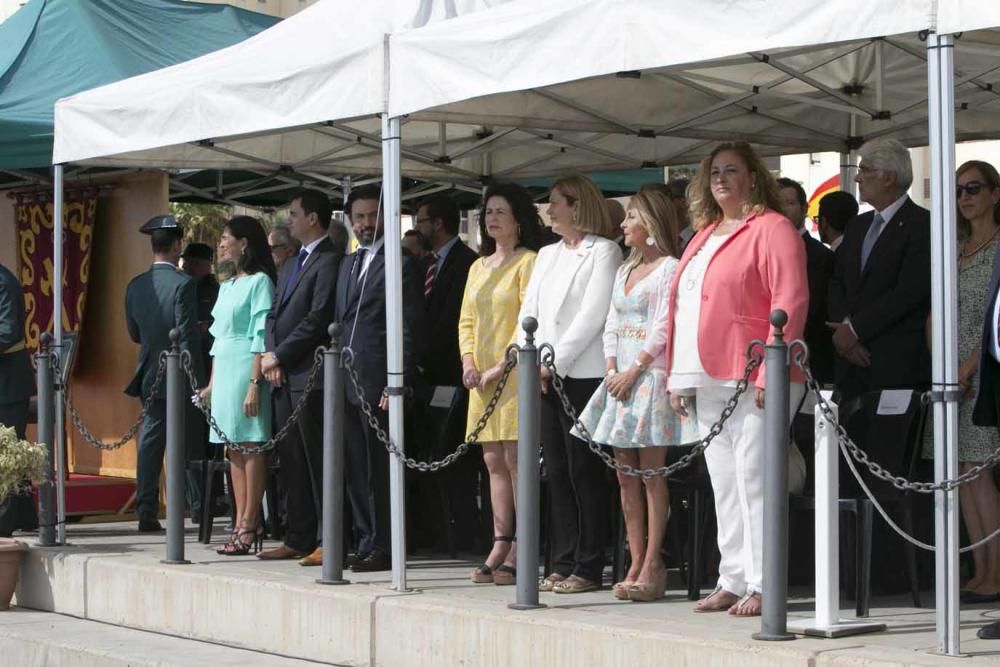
[208,272,273,445]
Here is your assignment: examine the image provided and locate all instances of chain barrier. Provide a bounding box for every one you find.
[341,345,518,472]
[796,355,1000,494]
[183,348,325,455]
[794,350,1000,553]
[543,342,764,479]
[60,351,166,451]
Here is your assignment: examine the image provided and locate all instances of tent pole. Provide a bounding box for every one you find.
[381,114,408,592]
[926,32,961,658]
[53,163,67,545]
[839,115,859,199]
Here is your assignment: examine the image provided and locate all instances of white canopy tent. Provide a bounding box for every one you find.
[52,0,1000,652]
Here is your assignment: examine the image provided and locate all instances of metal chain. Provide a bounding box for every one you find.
[542,342,764,479]
[341,345,518,472]
[183,347,325,455]
[61,351,167,451]
[797,357,1000,493]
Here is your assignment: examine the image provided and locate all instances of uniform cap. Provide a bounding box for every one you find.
[139,215,182,235]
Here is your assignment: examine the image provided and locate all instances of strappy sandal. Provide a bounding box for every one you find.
[493,564,517,586]
[215,527,239,555]
[553,575,600,594]
[693,585,740,613]
[612,581,634,600]
[538,573,567,592]
[470,536,513,584]
[728,591,761,617]
[220,520,263,556]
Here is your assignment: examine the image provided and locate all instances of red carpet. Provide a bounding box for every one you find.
[32,474,136,516]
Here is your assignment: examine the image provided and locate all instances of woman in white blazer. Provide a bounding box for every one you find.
[519,174,622,594]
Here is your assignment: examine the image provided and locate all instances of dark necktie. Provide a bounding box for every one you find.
[424,253,439,297]
[354,247,370,283]
[280,248,308,304]
[860,212,885,269]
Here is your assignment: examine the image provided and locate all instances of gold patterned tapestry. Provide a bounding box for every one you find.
[13,191,97,353]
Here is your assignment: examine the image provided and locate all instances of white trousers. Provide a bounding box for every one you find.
[696,383,804,596]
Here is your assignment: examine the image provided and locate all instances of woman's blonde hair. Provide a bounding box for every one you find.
[688,141,784,230]
[550,174,616,239]
[956,160,1000,241]
[624,189,679,269]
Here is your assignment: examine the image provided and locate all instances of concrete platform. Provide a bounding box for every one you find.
[0,608,323,666]
[9,522,1000,667]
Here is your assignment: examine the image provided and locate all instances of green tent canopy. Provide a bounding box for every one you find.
[0,0,279,169]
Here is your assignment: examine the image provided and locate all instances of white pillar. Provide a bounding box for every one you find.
[380,114,408,592]
[926,32,961,657]
[52,164,67,545]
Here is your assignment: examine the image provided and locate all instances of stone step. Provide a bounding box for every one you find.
[0,608,332,666]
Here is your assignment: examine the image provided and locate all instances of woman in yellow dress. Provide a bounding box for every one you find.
[459,182,543,585]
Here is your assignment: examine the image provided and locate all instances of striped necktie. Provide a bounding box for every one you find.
[424,253,438,297]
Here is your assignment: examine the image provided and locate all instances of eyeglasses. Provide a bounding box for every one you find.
[956,181,987,197]
[856,165,881,178]
[415,217,433,225]
[269,243,287,250]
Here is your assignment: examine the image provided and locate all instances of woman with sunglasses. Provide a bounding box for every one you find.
[950,160,1000,603]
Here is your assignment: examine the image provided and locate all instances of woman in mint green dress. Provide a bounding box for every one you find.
[198,216,276,555]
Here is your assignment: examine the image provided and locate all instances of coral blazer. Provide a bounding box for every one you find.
[664,209,809,389]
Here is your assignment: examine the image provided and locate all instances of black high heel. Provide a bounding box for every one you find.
[221,519,263,556]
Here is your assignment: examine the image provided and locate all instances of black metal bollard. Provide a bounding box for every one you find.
[509,318,545,610]
[35,333,56,546]
[318,323,348,585]
[754,310,793,641]
[162,329,189,564]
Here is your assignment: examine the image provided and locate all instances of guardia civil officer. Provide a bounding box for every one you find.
[124,216,205,532]
[0,260,38,536]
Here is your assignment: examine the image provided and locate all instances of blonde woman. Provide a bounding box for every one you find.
[519,174,622,594]
[665,142,808,616]
[574,189,697,602]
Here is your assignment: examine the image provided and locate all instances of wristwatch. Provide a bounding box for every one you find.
[633,359,647,372]
[606,369,618,378]
[249,377,262,385]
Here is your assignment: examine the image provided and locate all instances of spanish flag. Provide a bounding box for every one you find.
[806,175,840,219]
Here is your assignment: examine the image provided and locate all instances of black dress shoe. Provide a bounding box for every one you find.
[138,517,163,533]
[978,620,1000,640]
[351,550,390,573]
[345,551,367,568]
[962,591,1000,604]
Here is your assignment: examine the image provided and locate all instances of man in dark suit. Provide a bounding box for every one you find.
[125,215,205,532]
[0,261,37,536]
[778,177,836,385]
[817,190,859,256]
[258,190,340,563]
[827,138,931,403]
[335,184,424,572]
[413,194,479,551]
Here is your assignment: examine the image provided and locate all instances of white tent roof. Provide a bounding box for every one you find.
[53,0,1000,192]
[52,0,509,170]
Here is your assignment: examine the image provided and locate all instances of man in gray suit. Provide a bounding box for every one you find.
[124,216,204,532]
[0,261,37,536]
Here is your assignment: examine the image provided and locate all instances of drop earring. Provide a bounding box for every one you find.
[645,237,655,247]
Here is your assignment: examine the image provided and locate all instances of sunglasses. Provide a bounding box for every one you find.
[956,181,987,197]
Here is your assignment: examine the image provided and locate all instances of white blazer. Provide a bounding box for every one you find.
[518,235,622,379]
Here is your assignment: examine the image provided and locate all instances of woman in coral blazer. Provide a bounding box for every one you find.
[664,142,808,617]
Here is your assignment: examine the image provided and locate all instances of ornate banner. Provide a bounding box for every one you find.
[13,191,98,353]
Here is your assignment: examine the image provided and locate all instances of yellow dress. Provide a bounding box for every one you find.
[458,248,536,442]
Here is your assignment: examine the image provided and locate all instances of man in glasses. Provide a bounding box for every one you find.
[268,225,301,273]
[827,138,931,404]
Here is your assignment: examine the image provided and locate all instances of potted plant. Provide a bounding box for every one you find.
[0,424,46,610]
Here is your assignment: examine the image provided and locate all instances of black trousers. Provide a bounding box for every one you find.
[273,386,323,553]
[135,399,203,521]
[345,402,390,556]
[540,376,609,582]
[0,398,36,536]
